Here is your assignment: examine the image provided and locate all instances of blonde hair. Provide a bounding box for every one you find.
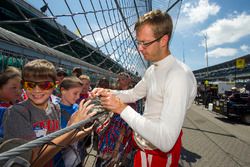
[134,10,173,46]
[79,74,90,81]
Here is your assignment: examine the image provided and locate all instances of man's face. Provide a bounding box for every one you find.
[23,78,55,110]
[136,25,164,62]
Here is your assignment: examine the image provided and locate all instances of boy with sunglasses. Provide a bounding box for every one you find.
[3,59,95,167]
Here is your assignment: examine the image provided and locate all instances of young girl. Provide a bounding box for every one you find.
[59,76,87,167]
[0,67,22,107]
[0,67,22,138]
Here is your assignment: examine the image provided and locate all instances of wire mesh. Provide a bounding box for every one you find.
[0,0,183,166]
[0,0,151,77]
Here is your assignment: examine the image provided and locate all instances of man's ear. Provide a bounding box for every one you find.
[160,34,169,47]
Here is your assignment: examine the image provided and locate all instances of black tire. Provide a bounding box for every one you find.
[241,114,250,124]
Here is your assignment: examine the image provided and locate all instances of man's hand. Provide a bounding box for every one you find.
[90,88,127,114]
[90,87,110,98]
[99,92,127,114]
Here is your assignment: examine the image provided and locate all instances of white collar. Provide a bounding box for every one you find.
[153,54,175,70]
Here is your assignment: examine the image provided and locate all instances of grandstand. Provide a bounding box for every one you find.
[193,54,250,84]
[0,27,117,82]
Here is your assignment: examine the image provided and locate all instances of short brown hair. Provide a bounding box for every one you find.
[97,77,109,88]
[56,67,68,77]
[118,72,131,80]
[22,59,56,82]
[135,10,173,44]
[60,76,83,90]
[72,67,82,78]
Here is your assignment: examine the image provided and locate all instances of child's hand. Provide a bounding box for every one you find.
[67,99,96,126]
[75,123,94,139]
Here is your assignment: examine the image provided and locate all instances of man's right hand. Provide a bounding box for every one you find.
[90,88,110,98]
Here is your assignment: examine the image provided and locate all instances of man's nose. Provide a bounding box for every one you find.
[138,44,144,52]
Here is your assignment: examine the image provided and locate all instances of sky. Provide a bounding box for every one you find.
[25,0,250,73]
[170,0,250,70]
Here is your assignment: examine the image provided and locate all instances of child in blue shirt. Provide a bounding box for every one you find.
[59,76,88,167]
